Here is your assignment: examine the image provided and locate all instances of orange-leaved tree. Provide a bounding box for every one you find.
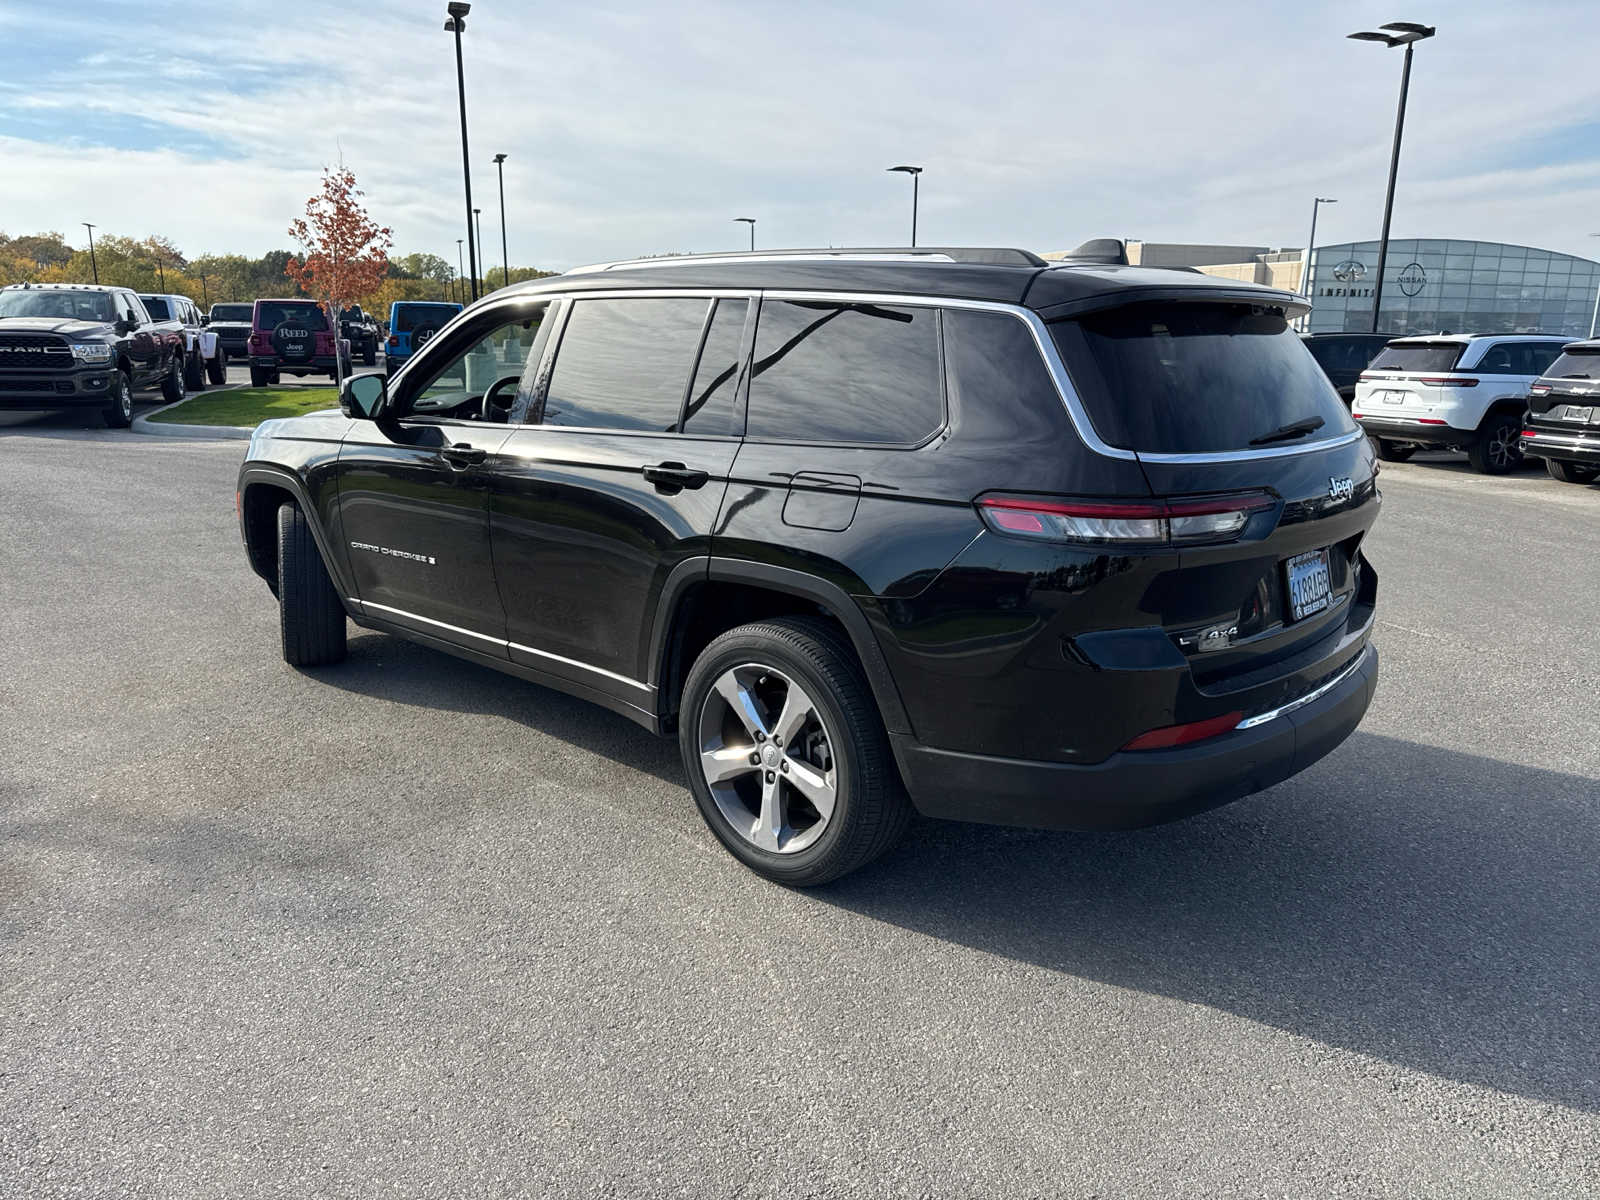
[285,167,392,386]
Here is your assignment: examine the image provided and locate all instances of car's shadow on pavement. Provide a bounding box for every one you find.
[820,731,1600,1114]
[313,634,1599,1114]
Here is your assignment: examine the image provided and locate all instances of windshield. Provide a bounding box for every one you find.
[256,301,327,331]
[0,289,115,322]
[1540,348,1600,383]
[211,304,251,322]
[394,304,460,333]
[1050,302,1354,454]
[1367,343,1465,373]
[141,297,171,320]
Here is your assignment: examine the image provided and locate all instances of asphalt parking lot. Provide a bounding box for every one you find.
[2,426,1597,1198]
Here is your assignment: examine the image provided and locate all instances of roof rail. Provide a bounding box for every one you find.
[565,246,1047,275]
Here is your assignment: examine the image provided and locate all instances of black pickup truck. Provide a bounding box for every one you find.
[0,283,187,427]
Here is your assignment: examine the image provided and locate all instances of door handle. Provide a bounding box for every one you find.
[442,442,487,467]
[642,461,709,491]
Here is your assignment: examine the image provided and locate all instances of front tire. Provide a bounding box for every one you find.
[276,503,347,667]
[207,347,227,385]
[1370,436,1415,463]
[1546,458,1600,484]
[1467,413,1523,475]
[160,355,186,403]
[362,340,376,367]
[102,370,134,428]
[678,616,911,886]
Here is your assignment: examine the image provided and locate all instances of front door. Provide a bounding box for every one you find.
[336,298,549,654]
[490,293,751,697]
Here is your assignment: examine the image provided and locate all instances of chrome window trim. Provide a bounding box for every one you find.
[352,599,652,693]
[1234,653,1366,731]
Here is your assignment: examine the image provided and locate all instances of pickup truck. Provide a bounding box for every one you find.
[141,292,227,390]
[0,283,187,427]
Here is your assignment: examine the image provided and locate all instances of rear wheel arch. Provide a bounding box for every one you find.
[1477,397,1528,431]
[650,559,911,738]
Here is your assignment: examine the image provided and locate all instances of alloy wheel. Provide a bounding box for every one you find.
[1489,423,1518,469]
[118,378,132,420]
[696,663,838,854]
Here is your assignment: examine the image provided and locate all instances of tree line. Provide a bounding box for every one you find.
[0,230,554,316]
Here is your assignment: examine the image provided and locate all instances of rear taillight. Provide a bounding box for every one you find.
[1417,376,1478,387]
[1521,430,1539,439]
[1123,711,1245,751]
[387,335,399,347]
[1530,383,1551,395]
[977,493,1276,547]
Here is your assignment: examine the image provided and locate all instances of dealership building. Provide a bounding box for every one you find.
[1059,239,1600,339]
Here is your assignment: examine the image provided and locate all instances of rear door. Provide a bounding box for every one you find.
[1050,300,1378,699]
[489,292,749,696]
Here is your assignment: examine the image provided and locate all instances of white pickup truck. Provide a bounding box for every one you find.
[140,293,227,390]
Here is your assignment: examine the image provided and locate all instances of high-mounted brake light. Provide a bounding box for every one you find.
[1418,376,1478,387]
[977,493,1277,547]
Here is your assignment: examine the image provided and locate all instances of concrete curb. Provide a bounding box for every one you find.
[133,384,256,441]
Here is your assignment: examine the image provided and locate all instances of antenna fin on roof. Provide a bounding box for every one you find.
[1061,238,1128,266]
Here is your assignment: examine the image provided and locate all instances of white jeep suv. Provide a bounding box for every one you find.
[1352,334,1568,474]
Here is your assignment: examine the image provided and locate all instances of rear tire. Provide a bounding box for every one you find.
[276,502,347,668]
[1467,413,1523,475]
[362,341,376,367]
[249,364,268,388]
[1546,458,1600,484]
[678,616,911,887]
[207,347,227,385]
[160,355,185,403]
[1371,437,1416,463]
[102,370,134,428]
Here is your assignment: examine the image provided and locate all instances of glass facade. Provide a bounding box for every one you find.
[1305,239,1600,338]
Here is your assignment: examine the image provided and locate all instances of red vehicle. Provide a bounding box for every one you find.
[247,299,349,386]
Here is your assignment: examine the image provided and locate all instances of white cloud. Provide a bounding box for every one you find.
[1,0,1599,270]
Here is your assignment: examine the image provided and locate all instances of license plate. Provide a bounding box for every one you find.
[1561,405,1594,423]
[1381,390,1406,405]
[1286,549,1332,622]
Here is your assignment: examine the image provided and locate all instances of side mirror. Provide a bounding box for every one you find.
[115,318,136,335]
[342,373,387,420]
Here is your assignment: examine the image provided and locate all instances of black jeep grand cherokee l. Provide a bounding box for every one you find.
[237,247,1380,885]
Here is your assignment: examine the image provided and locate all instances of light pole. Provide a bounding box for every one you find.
[887,165,922,247]
[1348,21,1435,333]
[154,255,165,290]
[444,2,479,303]
[1588,235,1600,338]
[493,153,510,288]
[1301,197,1336,331]
[198,273,209,307]
[734,217,755,251]
[82,223,98,283]
[456,239,466,305]
[473,207,484,292]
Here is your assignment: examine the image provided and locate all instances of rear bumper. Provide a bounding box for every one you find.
[251,354,340,374]
[0,368,116,408]
[1352,413,1465,446]
[1522,428,1600,463]
[894,643,1378,831]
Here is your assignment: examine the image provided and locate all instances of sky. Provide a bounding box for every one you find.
[3,0,1600,272]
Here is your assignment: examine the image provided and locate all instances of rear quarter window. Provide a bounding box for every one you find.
[746,300,942,444]
[1050,303,1354,455]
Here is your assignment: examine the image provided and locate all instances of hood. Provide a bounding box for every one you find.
[0,315,115,337]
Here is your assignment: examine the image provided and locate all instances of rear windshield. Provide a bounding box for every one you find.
[210,304,252,322]
[140,297,171,320]
[1050,303,1354,454]
[256,301,326,330]
[1540,348,1600,382]
[394,304,460,333]
[1367,343,1465,373]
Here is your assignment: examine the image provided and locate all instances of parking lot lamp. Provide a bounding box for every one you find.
[444,2,479,303]
[198,273,209,306]
[82,223,98,284]
[1588,235,1600,338]
[1348,21,1435,333]
[456,239,466,304]
[474,208,484,291]
[493,154,510,289]
[1300,197,1336,331]
[734,217,755,251]
[887,165,922,247]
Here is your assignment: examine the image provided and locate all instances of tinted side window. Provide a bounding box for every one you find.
[682,299,747,436]
[1474,344,1516,374]
[747,300,942,444]
[542,298,707,432]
